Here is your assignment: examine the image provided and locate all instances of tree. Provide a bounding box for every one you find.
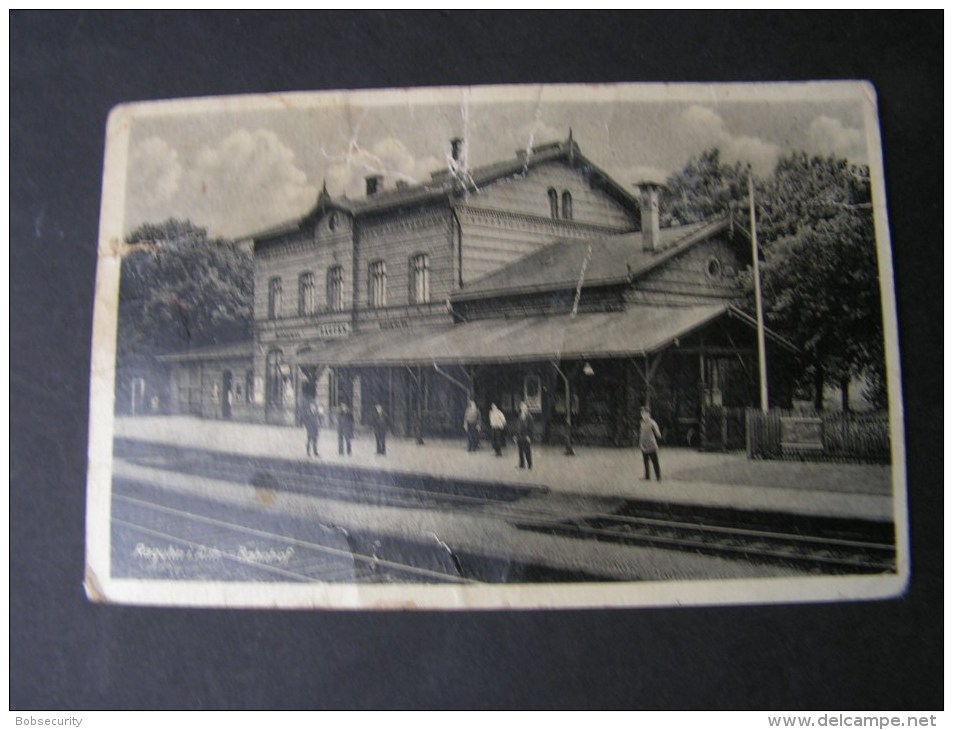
[757,208,883,410]
[749,154,882,410]
[757,152,872,243]
[663,148,751,226]
[665,149,884,410]
[117,219,253,362]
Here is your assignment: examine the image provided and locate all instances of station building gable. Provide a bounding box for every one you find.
[250,136,641,312]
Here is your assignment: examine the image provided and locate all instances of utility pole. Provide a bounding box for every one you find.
[748,169,769,413]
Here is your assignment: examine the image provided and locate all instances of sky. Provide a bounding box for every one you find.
[119,83,875,239]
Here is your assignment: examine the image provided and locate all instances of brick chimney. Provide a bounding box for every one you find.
[637,182,663,252]
[365,175,383,197]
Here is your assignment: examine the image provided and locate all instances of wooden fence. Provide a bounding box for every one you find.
[746,409,891,463]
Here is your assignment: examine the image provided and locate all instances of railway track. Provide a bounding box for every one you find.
[114,438,896,576]
[115,438,541,513]
[112,476,614,584]
[514,504,896,574]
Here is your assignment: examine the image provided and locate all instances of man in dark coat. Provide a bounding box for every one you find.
[369,403,389,455]
[337,402,354,456]
[514,401,535,470]
[303,399,322,458]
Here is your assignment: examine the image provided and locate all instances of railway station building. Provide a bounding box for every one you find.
[160,135,797,449]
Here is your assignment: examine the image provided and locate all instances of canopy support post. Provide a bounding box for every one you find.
[551,361,576,456]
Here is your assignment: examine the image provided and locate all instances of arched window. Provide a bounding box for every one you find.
[409,253,430,304]
[547,188,558,219]
[562,190,573,220]
[298,272,315,316]
[327,266,344,312]
[368,260,387,308]
[267,277,282,320]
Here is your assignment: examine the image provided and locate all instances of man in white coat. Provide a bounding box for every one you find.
[639,406,662,481]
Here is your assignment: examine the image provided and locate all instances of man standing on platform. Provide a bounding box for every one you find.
[639,406,662,481]
[463,399,482,452]
[514,401,535,470]
[337,401,354,456]
[303,399,321,458]
[489,403,507,457]
[370,403,389,456]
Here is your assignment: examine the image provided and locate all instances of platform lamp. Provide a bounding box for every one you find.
[558,360,595,456]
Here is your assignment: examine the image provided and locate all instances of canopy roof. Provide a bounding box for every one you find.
[292,303,795,368]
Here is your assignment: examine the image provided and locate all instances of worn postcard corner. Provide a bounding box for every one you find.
[86,81,908,610]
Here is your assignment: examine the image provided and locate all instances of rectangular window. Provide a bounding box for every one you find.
[409,253,430,304]
[368,260,386,308]
[327,266,344,312]
[245,370,254,404]
[268,277,282,319]
[265,349,284,406]
[298,272,315,316]
[328,369,340,410]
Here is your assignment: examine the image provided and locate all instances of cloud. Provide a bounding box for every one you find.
[125,130,318,238]
[124,137,183,232]
[808,115,866,162]
[131,136,181,201]
[515,119,564,154]
[611,164,672,187]
[324,135,443,198]
[184,130,317,236]
[722,134,782,176]
[680,105,727,139]
[677,105,781,175]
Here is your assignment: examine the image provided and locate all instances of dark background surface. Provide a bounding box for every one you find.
[10,11,942,709]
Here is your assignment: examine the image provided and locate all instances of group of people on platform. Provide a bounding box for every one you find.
[462,400,536,469]
[300,398,537,470]
[300,397,662,480]
[302,399,386,459]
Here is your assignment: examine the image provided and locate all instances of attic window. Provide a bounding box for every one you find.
[561,190,573,220]
[328,213,338,231]
[705,256,722,279]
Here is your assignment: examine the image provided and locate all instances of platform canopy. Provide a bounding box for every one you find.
[294,303,795,368]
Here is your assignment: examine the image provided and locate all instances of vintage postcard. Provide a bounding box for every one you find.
[86,82,907,609]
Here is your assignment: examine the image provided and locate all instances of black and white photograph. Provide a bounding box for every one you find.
[86,82,906,609]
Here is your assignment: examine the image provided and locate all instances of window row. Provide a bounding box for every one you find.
[547,188,573,221]
[268,266,345,319]
[367,253,431,308]
[266,254,431,318]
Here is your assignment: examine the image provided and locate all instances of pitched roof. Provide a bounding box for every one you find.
[451,216,732,301]
[251,138,640,242]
